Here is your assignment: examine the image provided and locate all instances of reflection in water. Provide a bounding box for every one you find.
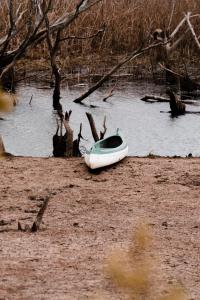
[0,82,200,157]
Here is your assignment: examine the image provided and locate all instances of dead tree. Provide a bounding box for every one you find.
[0,0,103,88]
[44,12,62,110]
[166,89,186,116]
[53,111,73,157]
[53,111,107,157]
[86,112,107,141]
[53,110,84,157]
[74,41,166,104]
[151,11,200,90]
[141,95,199,106]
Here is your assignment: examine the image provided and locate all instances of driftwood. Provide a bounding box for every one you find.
[18,196,50,233]
[31,197,50,232]
[141,95,199,105]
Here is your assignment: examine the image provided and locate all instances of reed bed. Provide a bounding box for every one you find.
[0,0,200,72]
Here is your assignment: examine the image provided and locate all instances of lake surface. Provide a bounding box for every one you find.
[0,81,200,157]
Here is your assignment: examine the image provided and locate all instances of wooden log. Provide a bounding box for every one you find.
[86,112,99,142]
[141,95,199,105]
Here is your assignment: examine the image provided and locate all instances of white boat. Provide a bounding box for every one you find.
[84,130,128,169]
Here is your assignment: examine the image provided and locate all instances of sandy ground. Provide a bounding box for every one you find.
[0,156,199,300]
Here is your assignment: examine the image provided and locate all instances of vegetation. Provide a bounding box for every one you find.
[106,224,186,300]
[0,0,200,77]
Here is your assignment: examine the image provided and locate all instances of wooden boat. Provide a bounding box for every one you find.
[84,130,128,169]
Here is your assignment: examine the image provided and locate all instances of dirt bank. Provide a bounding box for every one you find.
[0,157,199,299]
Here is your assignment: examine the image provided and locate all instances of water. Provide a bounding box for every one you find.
[0,81,200,157]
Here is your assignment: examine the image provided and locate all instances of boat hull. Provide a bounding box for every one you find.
[84,146,128,169]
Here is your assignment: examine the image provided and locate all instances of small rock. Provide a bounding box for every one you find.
[73,222,79,227]
[162,221,168,227]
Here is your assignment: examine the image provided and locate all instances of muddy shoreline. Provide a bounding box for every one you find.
[0,156,199,299]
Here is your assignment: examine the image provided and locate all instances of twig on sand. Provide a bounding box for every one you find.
[31,196,50,232]
[18,196,50,232]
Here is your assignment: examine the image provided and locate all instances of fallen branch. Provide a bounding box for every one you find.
[103,86,115,102]
[185,12,200,50]
[18,196,50,232]
[141,95,170,103]
[141,95,199,105]
[31,196,50,232]
[73,42,165,104]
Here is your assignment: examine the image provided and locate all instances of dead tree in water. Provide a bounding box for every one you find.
[53,111,106,157]
[86,112,107,141]
[166,89,186,116]
[151,12,200,91]
[53,110,83,157]
[0,0,103,88]
[53,110,73,157]
[44,13,62,110]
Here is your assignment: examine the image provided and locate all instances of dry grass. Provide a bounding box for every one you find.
[106,224,187,300]
[0,0,200,72]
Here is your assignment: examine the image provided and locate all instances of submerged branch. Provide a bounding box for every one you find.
[74,42,165,104]
[141,95,200,105]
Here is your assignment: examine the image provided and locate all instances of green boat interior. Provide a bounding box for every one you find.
[99,136,123,149]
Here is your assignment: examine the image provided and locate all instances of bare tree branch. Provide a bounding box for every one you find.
[185,12,200,49]
[0,0,103,72]
[74,41,167,104]
[167,0,176,32]
[60,27,105,42]
[100,116,107,139]
[86,112,99,142]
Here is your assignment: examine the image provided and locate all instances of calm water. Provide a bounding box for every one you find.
[0,81,200,157]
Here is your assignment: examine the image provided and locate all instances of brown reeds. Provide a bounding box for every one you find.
[106,224,187,300]
[0,0,199,71]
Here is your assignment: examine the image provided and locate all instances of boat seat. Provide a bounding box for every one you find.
[100,136,122,148]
